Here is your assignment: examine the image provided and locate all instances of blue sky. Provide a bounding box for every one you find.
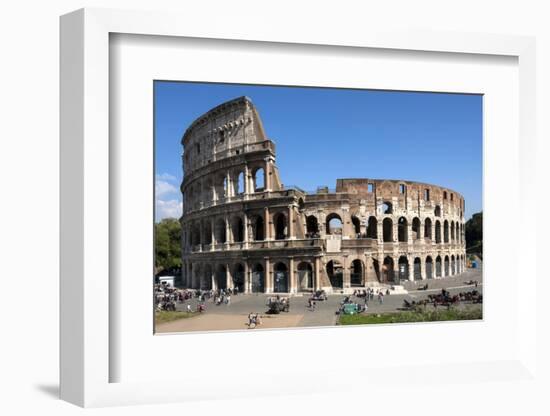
[155,81,482,222]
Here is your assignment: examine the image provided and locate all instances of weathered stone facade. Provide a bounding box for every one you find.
[180,97,466,293]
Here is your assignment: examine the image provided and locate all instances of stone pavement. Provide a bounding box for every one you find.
[158,267,483,333]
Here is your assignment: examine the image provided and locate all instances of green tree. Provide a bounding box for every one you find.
[465,211,482,256]
[155,218,182,273]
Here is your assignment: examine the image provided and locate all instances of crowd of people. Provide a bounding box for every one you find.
[154,282,240,312]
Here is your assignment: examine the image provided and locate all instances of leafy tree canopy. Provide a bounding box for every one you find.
[465,211,482,256]
[155,218,181,273]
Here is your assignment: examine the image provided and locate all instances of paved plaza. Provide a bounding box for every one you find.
[156,266,482,333]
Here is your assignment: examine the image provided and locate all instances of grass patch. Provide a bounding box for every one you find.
[155,310,199,325]
[339,306,482,325]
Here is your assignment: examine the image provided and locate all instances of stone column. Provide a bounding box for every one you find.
[377,219,383,243]
[264,207,270,240]
[421,257,427,280]
[225,215,231,245]
[244,261,250,294]
[225,171,232,199]
[265,160,271,191]
[265,257,272,293]
[407,222,413,244]
[243,212,249,248]
[343,255,351,289]
[211,268,217,291]
[314,257,321,290]
[226,263,232,289]
[419,220,424,240]
[408,255,414,281]
[244,165,250,195]
[210,218,215,251]
[289,257,296,294]
[288,205,294,239]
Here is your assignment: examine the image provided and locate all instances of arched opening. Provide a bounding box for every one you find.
[444,255,450,276]
[306,215,319,238]
[434,205,441,217]
[253,167,265,192]
[191,223,201,247]
[274,212,287,240]
[326,260,343,289]
[366,216,377,239]
[412,217,421,240]
[273,262,289,293]
[456,223,460,243]
[450,221,455,241]
[326,213,343,235]
[424,218,432,240]
[251,263,265,293]
[426,256,433,279]
[372,259,381,282]
[398,256,409,281]
[233,263,245,292]
[253,215,264,241]
[232,216,244,242]
[350,259,364,286]
[414,257,422,280]
[237,171,245,194]
[351,216,361,236]
[382,256,396,283]
[435,220,442,244]
[298,198,305,212]
[223,176,229,198]
[215,264,227,290]
[381,201,393,214]
[435,256,442,277]
[297,262,313,292]
[451,255,456,275]
[398,217,408,242]
[203,221,212,245]
[383,218,393,242]
[215,218,226,244]
[202,265,213,290]
[444,220,449,243]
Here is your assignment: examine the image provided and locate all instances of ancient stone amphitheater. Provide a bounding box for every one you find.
[180,96,466,294]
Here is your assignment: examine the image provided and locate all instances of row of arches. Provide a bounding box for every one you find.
[183,165,266,212]
[183,252,466,292]
[183,260,316,293]
[306,213,464,244]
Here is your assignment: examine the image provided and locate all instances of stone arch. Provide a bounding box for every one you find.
[253,167,265,192]
[203,220,212,245]
[435,220,442,244]
[435,255,442,277]
[253,215,264,241]
[215,264,227,290]
[412,217,421,240]
[398,256,409,281]
[233,263,246,292]
[215,218,226,244]
[424,218,433,240]
[273,262,289,293]
[326,260,343,289]
[350,259,364,286]
[366,216,377,239]
[251,263,265,293]
[444,220,449,243]
[273,212,287,240]
[444,255,450,276]
[434,205,441,217]
[297,261,313,291]
[326,213,343,235]
[236,171,245,195]
[450,220,455,241]
[231,215,244,242]
[425,256,433,279]
[382,256,395,283]
[306,215,319,237]
[398,217,408,242]
[451,255,456,275]
[203,264,213,290]
[381,201,393,214]
[383,218,393,242]
[351,215,361,236]
[413,257,422,280]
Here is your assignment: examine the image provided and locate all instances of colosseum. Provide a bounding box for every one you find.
[180,96,466,294]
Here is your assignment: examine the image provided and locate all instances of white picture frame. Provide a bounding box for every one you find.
[60,8,538,408]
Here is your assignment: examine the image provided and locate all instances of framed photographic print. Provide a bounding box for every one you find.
[60,7,538,408]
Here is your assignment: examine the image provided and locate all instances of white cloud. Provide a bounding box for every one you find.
[156,198,182,221]
[156,172,177,182]
[156,180,178,197]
